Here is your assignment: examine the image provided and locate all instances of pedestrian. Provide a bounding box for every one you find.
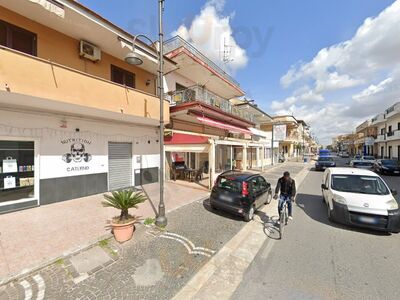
[274,171,296,220]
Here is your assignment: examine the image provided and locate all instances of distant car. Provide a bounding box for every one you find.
[350,160,374,170]
[315,156,336,171]
[361,155,375,162]
[374,159,400,175]
[210,171,272,222]
[321,168,400,232]
[341,152,350,158]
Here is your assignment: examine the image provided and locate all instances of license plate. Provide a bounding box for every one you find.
[219,194,232,201]
[395,171,399,174]
[358,216,377,224]
[322,166,326,169]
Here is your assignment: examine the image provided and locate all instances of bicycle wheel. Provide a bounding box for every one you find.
[279,209,285,239]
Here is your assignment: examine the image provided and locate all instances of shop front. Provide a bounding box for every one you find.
[0,110,160,214]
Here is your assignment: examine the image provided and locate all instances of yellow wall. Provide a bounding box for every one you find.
[0,6,156,95]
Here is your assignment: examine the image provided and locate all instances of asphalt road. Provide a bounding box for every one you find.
[232,157,400,300]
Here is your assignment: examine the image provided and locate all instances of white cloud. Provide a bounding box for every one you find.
[172,0,248,73]
[272,1,400,145]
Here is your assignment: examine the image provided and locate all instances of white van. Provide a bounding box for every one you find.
[321,167,400,232]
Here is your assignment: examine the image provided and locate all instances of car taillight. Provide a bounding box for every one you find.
[242,181,249,197]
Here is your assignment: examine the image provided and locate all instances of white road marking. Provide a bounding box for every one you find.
[159,232,216,257]
[33,275,45,300]
[20,280,32,300]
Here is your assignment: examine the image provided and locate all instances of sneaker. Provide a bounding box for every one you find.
[288,216,293,220]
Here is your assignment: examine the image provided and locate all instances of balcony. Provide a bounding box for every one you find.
[168,86,254,123]
[386,130,400,141]
[375,134,386,142]
[384,102,400,120]
[0,46,169,125]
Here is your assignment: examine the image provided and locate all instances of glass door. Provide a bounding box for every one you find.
[0,140,35,203]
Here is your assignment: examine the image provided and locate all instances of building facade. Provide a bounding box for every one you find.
[0,0,171,213]
[372,102,400,159]
[354,120,377,156]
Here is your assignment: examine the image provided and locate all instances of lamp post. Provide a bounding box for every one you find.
[124,0,167,227]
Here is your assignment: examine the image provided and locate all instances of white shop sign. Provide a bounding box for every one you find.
[40,136,108,179]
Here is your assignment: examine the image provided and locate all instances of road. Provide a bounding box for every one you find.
[232,156,400,300]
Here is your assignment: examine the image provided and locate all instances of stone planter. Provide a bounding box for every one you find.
[111,219,136,243]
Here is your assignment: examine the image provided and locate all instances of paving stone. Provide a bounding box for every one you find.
[70,246,111,275]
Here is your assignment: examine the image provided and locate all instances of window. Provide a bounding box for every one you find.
[0,140,35,203]
[176,83,186,91]
[381,128,385,135]
[111,65,135,88]
[388,125,392,133]
[398,122,400,131]
[0,20,37,56]
[331,175,389,195]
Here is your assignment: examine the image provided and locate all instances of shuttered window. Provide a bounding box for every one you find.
[108,142,132,191]
[111,65,135,88]
[0,20,37,56]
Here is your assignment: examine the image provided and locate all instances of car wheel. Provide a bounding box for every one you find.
[265,190,272,205]
[244,206,255,222]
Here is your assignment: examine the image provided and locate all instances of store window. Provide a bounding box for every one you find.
[0,141,35,202]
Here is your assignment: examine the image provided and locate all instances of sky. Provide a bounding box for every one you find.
[79,0,399,145]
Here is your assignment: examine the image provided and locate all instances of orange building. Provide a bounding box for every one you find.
[0,0,173,213]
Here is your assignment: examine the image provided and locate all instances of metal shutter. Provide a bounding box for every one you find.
[108,142,132,191]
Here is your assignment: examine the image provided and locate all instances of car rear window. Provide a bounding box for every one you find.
[217,177,242,193]
[354,161,373,166]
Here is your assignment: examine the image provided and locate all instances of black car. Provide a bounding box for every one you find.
[374,159,400,175]
[315,156,336,171]
[210,171,272,221]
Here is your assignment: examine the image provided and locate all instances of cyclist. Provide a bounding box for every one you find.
[274,171,296,220]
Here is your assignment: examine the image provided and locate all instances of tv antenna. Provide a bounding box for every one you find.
[220,37,234,70]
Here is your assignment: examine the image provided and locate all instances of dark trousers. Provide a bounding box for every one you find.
[278,195,292,216]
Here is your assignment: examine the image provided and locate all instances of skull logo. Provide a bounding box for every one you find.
[62,142,92,163]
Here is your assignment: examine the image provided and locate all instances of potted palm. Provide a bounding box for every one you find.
[102,189,147,243]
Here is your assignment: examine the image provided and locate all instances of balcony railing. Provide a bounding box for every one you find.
[168,86,254,123]
[164,36,241,88]
[0,46,169,124]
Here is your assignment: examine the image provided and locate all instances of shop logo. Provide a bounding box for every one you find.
[62,142,92,163]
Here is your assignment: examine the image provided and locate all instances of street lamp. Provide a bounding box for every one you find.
[124,0,167,227]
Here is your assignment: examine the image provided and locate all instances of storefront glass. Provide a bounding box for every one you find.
[0,140,35,202]
[215,145,233,172]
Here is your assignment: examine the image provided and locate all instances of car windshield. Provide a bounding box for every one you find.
[382,160,398,166]
[353,161,373,166]
[363,156,374,160]
[217,177,242,193]
[331,175,389,195]
[318,157,332,161]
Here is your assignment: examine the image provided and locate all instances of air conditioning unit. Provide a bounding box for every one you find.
[79,40,101,62]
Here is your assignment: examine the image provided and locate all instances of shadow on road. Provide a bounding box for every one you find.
[295,193,390,236]
[256,211,281,240]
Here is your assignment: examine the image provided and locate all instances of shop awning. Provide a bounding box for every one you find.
[164,132,209,144]
[196,116,252,135]
[249,127,271,139]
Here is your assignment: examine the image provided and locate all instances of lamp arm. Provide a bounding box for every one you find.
[132,34,157,51]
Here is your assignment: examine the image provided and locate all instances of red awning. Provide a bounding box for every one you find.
[196,116,252,134]
[164,133,209,144]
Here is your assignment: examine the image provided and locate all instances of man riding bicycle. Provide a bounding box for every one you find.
[274,171,296,220]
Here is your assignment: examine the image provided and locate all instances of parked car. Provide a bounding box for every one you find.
[354,154,362,160]
[374,159,400,175]
[321,168,400,232]
[361,155,375,162]
[210,171,272,221]
[315,156,336,171]
[341,152,350,158]
[350,160,374,170]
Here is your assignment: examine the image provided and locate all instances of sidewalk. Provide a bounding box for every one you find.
[0,180,209,283]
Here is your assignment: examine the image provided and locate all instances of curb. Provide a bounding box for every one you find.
[172,164,311,300]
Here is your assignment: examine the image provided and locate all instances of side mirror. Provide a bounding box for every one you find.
[391,189,397,196]
[321,184,327,190]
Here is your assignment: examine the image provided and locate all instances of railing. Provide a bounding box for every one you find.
[0,46,169,123]
[164,36,241,88]
[386,130,400,141]
[168,86,254,123]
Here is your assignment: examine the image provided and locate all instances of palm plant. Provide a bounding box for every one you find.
[102,189,147,223]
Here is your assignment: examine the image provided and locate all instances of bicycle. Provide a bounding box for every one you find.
[278,199,289,239]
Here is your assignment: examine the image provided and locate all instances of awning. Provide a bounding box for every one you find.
[249,127,271,139]
[196,116,252,135]
[165,144,210,153]
[164,132,209,144]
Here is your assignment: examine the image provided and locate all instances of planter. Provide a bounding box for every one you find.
[111,219,136,243]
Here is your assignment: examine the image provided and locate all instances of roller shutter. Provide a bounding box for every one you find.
[108,142,132,190]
